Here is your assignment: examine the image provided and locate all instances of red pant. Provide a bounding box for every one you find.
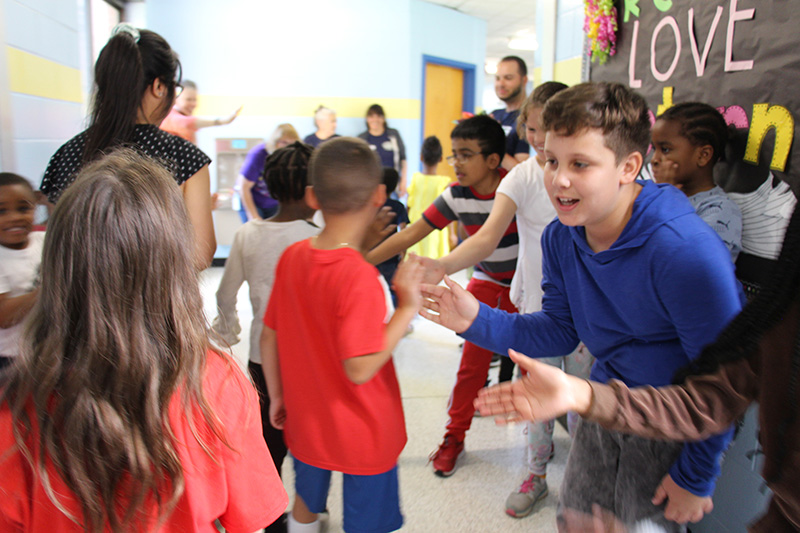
[445,277,517,440]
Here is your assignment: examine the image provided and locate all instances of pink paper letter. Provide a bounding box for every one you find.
[650,16,681,82]
[629,20,642,88]
[725,0,755,72]
[688,6,723,77]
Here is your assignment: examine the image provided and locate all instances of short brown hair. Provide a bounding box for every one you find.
[309,137,382,214]
[541,82,651,163]
[517,81,569,139]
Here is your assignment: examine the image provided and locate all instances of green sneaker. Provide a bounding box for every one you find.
[505,474,548,518]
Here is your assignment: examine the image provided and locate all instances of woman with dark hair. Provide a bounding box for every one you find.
[475,204,800,531]
[39,24,216,268]
[0,150,287,532]
[358,104,407,196]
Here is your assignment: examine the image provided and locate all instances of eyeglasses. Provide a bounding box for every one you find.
[174,83,184,97]
[446,151,484,165]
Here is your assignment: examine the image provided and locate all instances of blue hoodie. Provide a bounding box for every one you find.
[463,180,744,496]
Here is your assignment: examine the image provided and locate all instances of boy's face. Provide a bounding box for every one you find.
[449,138,495,189]
[524,107,545,157]
[543,128,638,235]
[0,184,35,250]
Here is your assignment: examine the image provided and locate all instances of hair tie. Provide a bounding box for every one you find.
[111,23,140,43]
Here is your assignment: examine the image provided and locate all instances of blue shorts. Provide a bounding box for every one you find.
[293,458,403,533]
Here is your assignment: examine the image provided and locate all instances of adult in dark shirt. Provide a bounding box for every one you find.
[491,56,530,171]
[302,106,340,148]
[358,104,407,196]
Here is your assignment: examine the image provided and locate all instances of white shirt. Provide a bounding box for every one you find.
[496,159,556,313]
[0,231,45,356]
[212,220,319,364]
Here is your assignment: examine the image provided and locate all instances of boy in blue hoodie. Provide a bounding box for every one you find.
[420,82,743,530]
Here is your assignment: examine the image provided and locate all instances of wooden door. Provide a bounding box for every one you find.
[423,63,464,181]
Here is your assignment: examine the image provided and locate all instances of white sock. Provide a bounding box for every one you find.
[287,513,320,533]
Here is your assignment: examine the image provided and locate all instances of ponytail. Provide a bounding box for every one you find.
[84,28,180,163]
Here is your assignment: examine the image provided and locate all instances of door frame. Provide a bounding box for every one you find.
[420,55,477,167]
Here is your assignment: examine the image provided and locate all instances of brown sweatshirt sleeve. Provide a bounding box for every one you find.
[585,356,758,441]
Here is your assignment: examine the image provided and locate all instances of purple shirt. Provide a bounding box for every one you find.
[240,143,278,210]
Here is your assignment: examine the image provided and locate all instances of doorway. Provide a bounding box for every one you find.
[422,56,476,181]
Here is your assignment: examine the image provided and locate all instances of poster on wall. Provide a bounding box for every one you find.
[589,0,798,273]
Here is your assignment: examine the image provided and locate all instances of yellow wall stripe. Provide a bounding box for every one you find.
[553,57,583,87]
[196,96,421,120]
[6,46,82,103]
[532,57,583,88]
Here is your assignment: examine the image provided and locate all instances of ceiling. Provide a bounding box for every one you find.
[422,0,538,72]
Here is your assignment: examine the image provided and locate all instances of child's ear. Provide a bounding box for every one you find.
[619,151,643,184]
[305,186,320,210]
[486,152,501,170]
[696,145,714,168]
[372,184,387,206]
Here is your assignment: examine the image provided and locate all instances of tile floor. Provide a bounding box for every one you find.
[201,268,565,533]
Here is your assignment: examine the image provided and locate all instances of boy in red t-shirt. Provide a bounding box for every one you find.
[261,137,423,533]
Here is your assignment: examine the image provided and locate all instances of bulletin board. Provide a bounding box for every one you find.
[589,0,798,267]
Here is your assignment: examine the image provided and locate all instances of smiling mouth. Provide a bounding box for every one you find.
[558,198,578,206]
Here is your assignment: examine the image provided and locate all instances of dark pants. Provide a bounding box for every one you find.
[557,418,685,532]
[248,361,288,533]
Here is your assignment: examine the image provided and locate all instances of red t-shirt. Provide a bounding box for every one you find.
[0,350,288,532]
[160,107,198,144]
[264,239,406,475]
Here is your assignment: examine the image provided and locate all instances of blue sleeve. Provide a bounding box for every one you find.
[656,229,744,496]
[461,235,580,357]
[509,128,530,156]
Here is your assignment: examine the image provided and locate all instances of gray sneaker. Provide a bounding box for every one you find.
[505,474,548,518]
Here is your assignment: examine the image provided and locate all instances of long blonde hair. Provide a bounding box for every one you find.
[1,149,225,532]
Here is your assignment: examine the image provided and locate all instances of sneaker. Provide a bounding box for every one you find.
[428,435,464,477]
[505,474,548,518]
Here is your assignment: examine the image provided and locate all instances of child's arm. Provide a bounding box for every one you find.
[259,326,286,429]
[343,256,423,384]
[365,218,435,266]
[211,231,246,344]
[0,289,39,328]
[419,193,517,284]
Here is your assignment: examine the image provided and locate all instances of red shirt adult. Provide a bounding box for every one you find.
[0,350,288,532]
[264,239,407,475]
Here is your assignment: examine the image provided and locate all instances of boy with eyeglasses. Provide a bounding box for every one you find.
[366,114,519,478]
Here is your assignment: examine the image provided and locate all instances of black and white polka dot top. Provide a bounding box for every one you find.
[40,124,212,203]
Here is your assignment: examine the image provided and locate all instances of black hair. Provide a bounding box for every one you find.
[657,103,729,164]
[421,136,443,167]
[309,137,382,214]
[673,204,800,482]
[382,168,399,195]
[500,55,528,77]
[0,172,34,191]
[84,28,181,163]
[263,141,313,204]
[367,104,385,118]
[451,115,505,161]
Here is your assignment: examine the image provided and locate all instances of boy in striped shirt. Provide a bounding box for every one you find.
[367,114,518,477]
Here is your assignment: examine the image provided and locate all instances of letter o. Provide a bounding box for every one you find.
[650,16,681,82]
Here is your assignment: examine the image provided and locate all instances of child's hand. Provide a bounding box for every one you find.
[652,474,713,524]
[419,275,479,333]
[392,254,424,311]
[364,206,397,251]
[417,255,446,285]
[269,397,286,430]
[653,160,681,189]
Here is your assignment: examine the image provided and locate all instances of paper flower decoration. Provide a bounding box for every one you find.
[584,0,618,65]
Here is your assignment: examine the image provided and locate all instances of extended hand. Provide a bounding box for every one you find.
[269,397,286,430]
[475,349,589,423]
[419,275,479,333]
[652,474,713,524]
[417,255,446,285]
[392,254,424,310]
[364,206,397,251]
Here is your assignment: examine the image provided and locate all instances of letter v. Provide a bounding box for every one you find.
[688,6,723,77]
